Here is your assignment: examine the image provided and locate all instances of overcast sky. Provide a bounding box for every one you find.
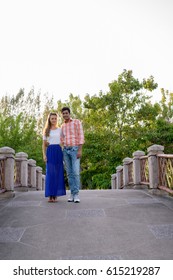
[0,0,173,103]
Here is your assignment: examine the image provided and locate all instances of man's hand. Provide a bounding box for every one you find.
[77,146,82,158]
[77,151,82,158]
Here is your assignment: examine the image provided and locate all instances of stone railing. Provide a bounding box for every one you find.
[0,147,45,196]
[111,144,173,195]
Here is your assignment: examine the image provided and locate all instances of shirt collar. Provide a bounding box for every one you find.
[64,117,73,123]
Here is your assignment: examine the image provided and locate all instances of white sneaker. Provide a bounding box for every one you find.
[74,194,80,203]
[68,194,74,202]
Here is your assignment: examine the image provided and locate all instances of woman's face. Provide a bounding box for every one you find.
[49,114,57,126]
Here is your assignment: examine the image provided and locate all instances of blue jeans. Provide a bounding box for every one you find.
[63,146,80,195]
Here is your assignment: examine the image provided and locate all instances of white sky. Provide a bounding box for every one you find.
[0,0,173,103]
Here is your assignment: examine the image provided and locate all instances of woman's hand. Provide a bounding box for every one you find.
[43,155,47,162]
[45,141,49,147]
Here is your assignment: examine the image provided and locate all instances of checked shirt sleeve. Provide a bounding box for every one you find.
[77,120,85,145]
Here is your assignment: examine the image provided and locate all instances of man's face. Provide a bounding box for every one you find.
[62,110,70,121]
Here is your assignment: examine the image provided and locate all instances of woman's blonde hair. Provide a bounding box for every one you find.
[43,112,58,137]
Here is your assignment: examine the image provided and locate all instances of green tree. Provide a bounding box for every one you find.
[82,69,158,188]
[0,89,56,171]
[145,89,173,153]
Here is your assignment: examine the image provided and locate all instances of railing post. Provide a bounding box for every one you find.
[28,159,36,189]
[133,150,145,184]
[116,165,123,189]
[36,166,43,190]
[111,173,116,189]
[15,152,28,190]
[147,144,164,189]
[0,157,5,191]
[123,157,133,186]
[42,174,46,190]
[0,147,15,196]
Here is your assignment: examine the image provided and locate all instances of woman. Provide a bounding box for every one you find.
[42,112,66,202]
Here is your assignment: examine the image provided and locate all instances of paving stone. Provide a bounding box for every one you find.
[127,198,159,204]
[148,224,173,239]
[0,206,66,227]
[6,201,41,207]
[62,254,121,260]
[0,242,57,260]
[0,227,25,242]
[66,209,105,218]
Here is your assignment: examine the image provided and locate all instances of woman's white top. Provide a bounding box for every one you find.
[43,128,61,145]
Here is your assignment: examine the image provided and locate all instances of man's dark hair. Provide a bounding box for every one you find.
[61,107,70,114]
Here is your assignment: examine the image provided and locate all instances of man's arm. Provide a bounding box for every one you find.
[77,120,84,158]
[60,127,64,147]
[77,144,83,158]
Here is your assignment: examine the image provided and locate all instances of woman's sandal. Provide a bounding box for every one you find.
[48,197,53,203]
[52,196,58,202]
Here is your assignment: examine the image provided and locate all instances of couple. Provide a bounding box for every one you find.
[42,107,84,203]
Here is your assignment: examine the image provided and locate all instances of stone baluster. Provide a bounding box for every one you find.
[111,173,116,189]
[36,166,43,190]
[28,159,36,188]
[147,144,164,189]
[15,152,28,190]
[123,157,133,187]
[0,147,15,196]
[42,174,46,190]
[133,150,145,185]
[116,165,123,189]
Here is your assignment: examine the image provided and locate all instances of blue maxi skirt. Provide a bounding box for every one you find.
[45,144,66,197]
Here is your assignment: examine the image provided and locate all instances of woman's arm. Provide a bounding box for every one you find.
[42,140,48,162]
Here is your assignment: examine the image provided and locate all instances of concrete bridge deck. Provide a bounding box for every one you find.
[0,189,173,260]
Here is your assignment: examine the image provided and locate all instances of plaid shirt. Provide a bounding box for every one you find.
[61,118,84,146]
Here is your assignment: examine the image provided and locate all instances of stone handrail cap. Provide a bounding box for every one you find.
[28,159,36,166]
[133,150,145,157]
[0,146,15,154]
[147,144,164,153]
[116,165,123,171]
[16,152,28,159]
[111,174,117,179]
[123,157,133,163]
[36,166,42,172]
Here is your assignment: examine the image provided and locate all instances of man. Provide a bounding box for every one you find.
[61,107,84,203]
